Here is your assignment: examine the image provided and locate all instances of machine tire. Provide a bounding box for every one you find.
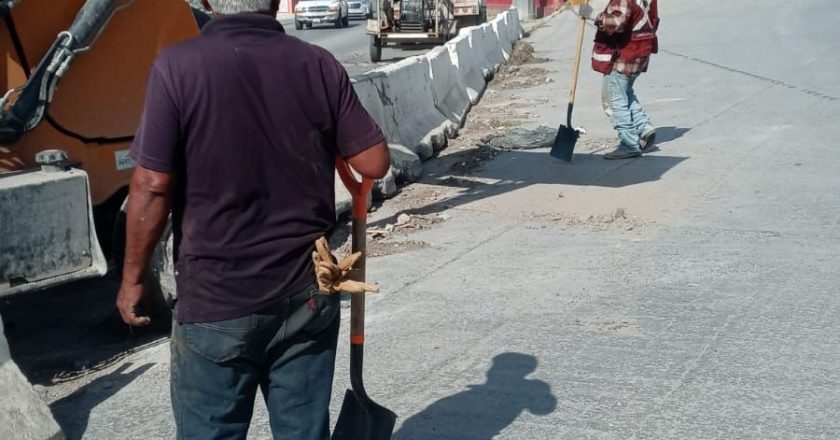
[113,197,176,323]
[456,16,478,30]
[295,20,303,30]
[369,35,382,62]
[478,6,487,24]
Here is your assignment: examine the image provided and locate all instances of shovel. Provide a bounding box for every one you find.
[332,157,397,440]
[550,8,588,162]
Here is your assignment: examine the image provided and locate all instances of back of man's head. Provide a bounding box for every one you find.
[204,0,274,14]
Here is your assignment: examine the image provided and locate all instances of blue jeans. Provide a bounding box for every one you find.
[602,70,653,151]
[170,284,340,440]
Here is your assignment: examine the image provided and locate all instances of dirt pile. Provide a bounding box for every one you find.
[507,40,550,66]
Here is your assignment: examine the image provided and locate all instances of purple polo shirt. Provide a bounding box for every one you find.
[130,13,384,323]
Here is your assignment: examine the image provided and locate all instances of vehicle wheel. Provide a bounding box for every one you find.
[455,16,476,31]
[369,35,382,62]
[295,20,303,30]
[93,187,128,261]
[113,197,176,325]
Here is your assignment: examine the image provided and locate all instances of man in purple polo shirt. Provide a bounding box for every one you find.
[115,0,390,438]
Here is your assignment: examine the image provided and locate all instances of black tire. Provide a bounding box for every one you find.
[112,196,175,325]
[109,196,128,273]
[369,35,382,62]
[295,20,303,30]
[93,186,128,262]
[190,7,212,29]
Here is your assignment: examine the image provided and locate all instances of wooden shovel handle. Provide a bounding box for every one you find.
[568,15,587,107]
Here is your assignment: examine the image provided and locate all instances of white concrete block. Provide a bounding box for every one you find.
[0,316,64,440]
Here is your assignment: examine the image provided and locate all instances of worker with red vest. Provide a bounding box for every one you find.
[592,0,659,159]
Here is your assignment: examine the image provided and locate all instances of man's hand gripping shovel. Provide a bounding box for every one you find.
[328,156,397,440]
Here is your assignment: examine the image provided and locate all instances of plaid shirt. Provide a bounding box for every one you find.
[596,0,650,75]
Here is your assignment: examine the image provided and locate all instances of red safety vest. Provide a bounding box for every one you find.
[591,0,659,74]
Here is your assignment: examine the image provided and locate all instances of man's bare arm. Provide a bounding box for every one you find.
[346,140,390,179]
[116,165,173,326]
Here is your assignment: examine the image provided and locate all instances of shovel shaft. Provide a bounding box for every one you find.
[566,102,575,130]
[333,157,398,440]
[567,15,587,115]
[349,216,367,346]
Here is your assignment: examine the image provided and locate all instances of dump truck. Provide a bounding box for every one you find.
[0,0,203,303]
[366,0,486,62]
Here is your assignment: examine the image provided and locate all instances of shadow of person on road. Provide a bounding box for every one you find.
[50,362,154,440]
[393,353,556,440]
[653,126,690,146]
[1,274,170,386]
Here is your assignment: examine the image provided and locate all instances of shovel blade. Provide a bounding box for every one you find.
[332,389,397,440]
[550,125,579,162]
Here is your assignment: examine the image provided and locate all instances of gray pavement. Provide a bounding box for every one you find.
[281,17,429,76]
[4,0,840,438]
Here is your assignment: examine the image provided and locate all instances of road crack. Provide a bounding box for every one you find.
[662,49,839,102]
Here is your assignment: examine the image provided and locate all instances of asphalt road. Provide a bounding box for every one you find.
[280,16,431,76]
[5,1,840,439]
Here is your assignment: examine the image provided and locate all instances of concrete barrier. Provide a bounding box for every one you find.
[427,45,470,132]
[378,57,450,161]
[472,24,504,76]
[450,32,487,106]
[342,8,523,201]
[0,315,64,440]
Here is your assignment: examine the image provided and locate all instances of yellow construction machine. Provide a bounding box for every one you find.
[1,0,203,299]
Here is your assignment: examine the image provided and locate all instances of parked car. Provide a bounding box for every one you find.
[348,0,371,19]
[294,0,350,29]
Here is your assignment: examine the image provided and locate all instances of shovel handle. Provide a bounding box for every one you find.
[335,156,372,346]
[568,15,587,106]
[336,156,373,222]
[567,15,587,128]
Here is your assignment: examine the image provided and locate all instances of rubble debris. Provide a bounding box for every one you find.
[396,213,412,227]
[507,40,549,65]
[479,125,557,151]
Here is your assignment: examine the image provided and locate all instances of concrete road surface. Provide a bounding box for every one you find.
[3,1,840,439]
[281,16,431,76]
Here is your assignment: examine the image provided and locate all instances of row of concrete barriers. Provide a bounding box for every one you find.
[348,8,524,197]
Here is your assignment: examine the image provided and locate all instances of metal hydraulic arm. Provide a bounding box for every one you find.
[0,0,121,143]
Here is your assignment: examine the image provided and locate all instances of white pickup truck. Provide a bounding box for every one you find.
[295,0,350,29]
